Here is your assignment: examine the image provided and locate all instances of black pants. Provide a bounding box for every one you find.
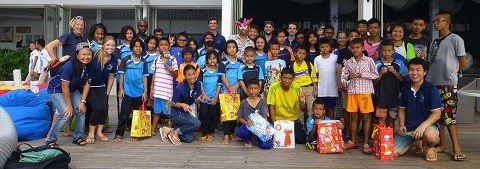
[200,102,219,135]
[222,120,237,136]
[86,87,109,126]
[294,119,307,144]
[115,95,142,137]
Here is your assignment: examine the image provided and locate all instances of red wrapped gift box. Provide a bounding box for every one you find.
[371,124,394,160]
[317,120,343,154]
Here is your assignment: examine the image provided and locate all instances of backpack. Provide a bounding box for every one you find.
[289,60,314,82]
[4,143,71,169]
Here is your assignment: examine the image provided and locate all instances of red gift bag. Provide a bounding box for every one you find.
[317,120,343,154]
[371,124,394,160]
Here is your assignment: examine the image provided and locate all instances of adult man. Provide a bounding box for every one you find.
[426,11,468,161]
[263,21,277,45]
[136,20,148,43]
[405,17,431,60]
[323,25,339,49]
[153,28,164,41]
[267,68,307,144]
[198,17,226,53]
[394,58,442,162]
[285,22,298,48]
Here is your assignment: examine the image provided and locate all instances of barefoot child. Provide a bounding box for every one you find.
[236,79,273,149]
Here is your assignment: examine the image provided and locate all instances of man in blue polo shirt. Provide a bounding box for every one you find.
[394,58,442,162]
[198,17,226,54]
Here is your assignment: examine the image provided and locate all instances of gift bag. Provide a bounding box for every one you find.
[273,120,295,149]
[317,120,344,154]
[130,103,152,137]
[247,111,276,142]
[371,124,394,160]
[219,94,240,122]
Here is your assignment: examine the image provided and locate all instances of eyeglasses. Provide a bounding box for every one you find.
[433,19,447,23]
[178,39,187,42]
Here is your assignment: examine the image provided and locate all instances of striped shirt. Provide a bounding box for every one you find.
[152,55,178,100]
[342,56,379,94]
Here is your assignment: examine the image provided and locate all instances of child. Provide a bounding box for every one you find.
[187,38,200,61]
[89,23,107,53]
[198,51,224,143]
[177,47,200,83]
[37,39,51,84]
[305,99,344,150]
[238,46,264,100]
[114,38,149,142]
[264,41,286,99]
[25,42,40,82]
[168,34,176,47]
[196,41,216,68]
[290,46,317,126]
[388,22,416,63]
[198,32,216,57]
[342,38,379,154]
[357,19,368,41]
[375,40,405,128]
[236,79,273,149]
[143,36,160,111]
[305,31,320,63]
[364,18,382,60]
[269,29,295,67]
[314,38,338,120]
[150,39,178,136]
[248,24,260,41]
[254,36,268,76]
[117,25,136,61]
[220,40,244,144]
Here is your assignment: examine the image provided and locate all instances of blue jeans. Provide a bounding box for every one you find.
[236,124,273,149]
[171,110,201,143]
[46,91,85,143]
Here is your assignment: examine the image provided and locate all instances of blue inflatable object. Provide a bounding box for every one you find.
[0,89,51,141]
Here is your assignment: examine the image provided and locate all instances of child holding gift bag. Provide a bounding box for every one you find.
[305,99,344,150]
[236,79,272,149]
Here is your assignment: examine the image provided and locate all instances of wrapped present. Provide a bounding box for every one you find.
[273,120,295,149]
[371,124,394,160]
[317,120,344,154]
[219,94,240,122]
[247,110,275,142]
[130,103,152,137]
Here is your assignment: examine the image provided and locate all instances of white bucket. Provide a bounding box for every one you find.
[13,69,21,86]
[30,81,39,94]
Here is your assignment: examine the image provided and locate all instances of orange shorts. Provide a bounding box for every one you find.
[346,94,374,113]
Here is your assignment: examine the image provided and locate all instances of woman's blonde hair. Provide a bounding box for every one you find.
[69,16,85,32]
[95,36,116,70]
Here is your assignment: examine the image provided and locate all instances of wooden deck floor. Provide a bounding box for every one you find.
[25,98,480,169]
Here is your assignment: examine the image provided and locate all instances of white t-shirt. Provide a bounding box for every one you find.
[39,49,52,71]
[29,50,40,73]
[314,53,338,97]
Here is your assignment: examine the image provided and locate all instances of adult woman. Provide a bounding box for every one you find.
[85,36,117,143]
[89,23,107,53]
[159,65,202,145]
[170,31,189,67]
[334,31,348,55]
[45,42,93,147]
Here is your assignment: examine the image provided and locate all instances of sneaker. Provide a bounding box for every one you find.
[345,140,359,150]
[363,144,372,154]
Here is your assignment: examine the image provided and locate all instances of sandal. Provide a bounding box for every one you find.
[46,141,58,148]
[168,132,182,145]
[96,135,109,142]
[198,135,210,142]
[362,144,372,154]
[86,137,95,144]
[451,154,467,161]
[72,138,87,146]
[158,127,169,142]
[424,147,438,162]
[345,140,359,150]
[113,135,123,143]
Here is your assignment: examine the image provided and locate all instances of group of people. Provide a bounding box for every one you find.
[27,11,468,162]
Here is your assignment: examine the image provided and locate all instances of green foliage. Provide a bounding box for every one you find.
[0,48,29,81]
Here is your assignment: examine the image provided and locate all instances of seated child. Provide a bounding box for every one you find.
[305,99,344,150]
[236,79,273,149]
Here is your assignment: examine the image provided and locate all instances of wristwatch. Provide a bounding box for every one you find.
[81,100,87,103]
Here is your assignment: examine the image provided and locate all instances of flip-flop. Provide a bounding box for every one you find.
[72,138,87,146]
[86,137,95,144]
[168,133,182,145]
[96,135,109,142]
[158,127,168,142]
[451,154,467,161]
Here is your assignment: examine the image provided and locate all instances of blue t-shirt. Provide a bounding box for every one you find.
[48,60,92,94]
[171,81,202,117]
[90,55,118,87]
[117,43,132,60]
[142,52,160,75]
[278,47,293,67]
[57,32,83,58]
[220,57,244,93]
[118,55,149,97]
[399,81,443,131]
[170,47,185,67]
[255,52,268,75]
[90,40,101,53]
[199,65,225,103]
[306,115,331,134]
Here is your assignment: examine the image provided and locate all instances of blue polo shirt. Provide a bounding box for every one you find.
[117,43,132,60]
[198,32,226,53]
[90,55,118,87]
[142,52,160,75]
[57,32,83,58]
[199,66,224,103]
[118,55,149,98]
[171,81,202,117]
[48,60,92,94]
[399,81,443,131]
[220,57,244,92]
[255,52,268,75]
